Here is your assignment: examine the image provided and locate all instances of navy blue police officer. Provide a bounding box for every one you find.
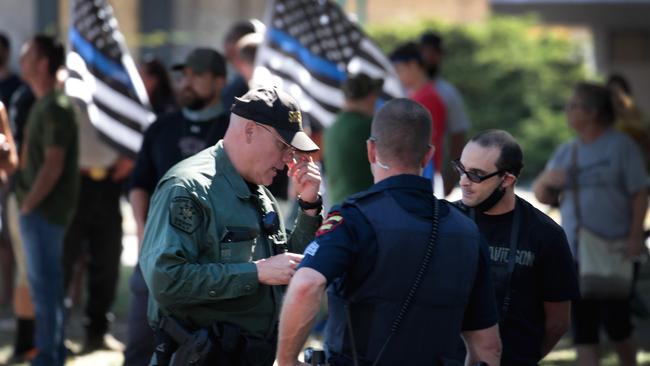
[277,99,502,366]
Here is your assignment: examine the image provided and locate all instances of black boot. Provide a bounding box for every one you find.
[8,318,37,363]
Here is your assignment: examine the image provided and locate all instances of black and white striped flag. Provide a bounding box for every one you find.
[65,0,155,157]
[253,0,403,128]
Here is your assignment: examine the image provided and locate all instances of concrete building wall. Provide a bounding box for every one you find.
[54,0,265,65]
[138,0,174,62]
[0,0,36,70]
[170,0,264,62]
[59,0,141,55]
[364,0,489,25]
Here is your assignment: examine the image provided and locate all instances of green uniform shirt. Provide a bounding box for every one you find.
[324,110,374,206]
[15,90,79,226]
[140,141,321,340]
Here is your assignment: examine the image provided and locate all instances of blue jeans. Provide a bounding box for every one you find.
[20,211,66,366]
[123,264,155,366]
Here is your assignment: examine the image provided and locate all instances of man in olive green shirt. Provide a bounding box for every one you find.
[16,35,79,366]
[140,87,322,366]
[324,73,382,206]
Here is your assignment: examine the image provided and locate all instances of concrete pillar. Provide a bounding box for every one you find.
[170,0,264,60]
[0,0,36,70]
[59,0,140,54]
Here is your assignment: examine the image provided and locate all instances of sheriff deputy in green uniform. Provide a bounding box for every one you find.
[139,87,323,366]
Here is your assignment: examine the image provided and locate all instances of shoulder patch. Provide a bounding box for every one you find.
[316,211,344,236]
[169,197,203,234]
[304,241,320,256]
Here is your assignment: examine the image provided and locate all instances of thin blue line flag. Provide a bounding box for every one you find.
[65,0,155,157]
[254,0,404,129]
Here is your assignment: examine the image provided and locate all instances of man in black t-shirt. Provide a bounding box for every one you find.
[130,47,230,245]
[454,130,579,366]
[124,48,229,366]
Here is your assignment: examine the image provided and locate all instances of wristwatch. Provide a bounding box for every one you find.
[298,194,323,214]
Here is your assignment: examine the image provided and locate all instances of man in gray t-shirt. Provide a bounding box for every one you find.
[544,129,646,254]
[534,81,647,366]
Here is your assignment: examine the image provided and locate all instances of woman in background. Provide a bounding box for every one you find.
[534,82,647,366]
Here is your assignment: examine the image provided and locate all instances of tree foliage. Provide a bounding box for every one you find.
[367,16,588,181]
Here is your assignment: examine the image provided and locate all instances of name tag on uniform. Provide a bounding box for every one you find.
[220,226,259,263]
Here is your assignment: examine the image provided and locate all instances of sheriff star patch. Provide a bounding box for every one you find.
[316,211,343,236]
[169,197,203,234]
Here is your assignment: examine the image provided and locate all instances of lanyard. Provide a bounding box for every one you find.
[470,199,521,317]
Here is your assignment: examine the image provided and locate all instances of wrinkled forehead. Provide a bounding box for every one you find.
[460,141,501,172]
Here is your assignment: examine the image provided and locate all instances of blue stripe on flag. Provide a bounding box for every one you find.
[69,28,134,92]
[268,28,345,83]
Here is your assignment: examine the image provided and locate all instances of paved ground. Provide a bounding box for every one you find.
[1,191,650,365]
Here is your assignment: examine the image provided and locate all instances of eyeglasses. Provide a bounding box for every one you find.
[452,159,505,183]
[256,123,296,156]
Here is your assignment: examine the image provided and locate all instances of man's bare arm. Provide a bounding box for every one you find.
[627,188,648,258]
[277,267,326,366]
[0,103,18,175]
[541,301,571,357]
[533,169,566,205]
[129,188,150,252]
[462,325,502,366]
[21,146,65,213]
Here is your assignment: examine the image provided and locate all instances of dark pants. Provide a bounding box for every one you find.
[0,180,14,306]
[153,321,276,366]
[572,297,634,344]
[123,264,155,366]
[203,336,276,366]
[62,174,123,337]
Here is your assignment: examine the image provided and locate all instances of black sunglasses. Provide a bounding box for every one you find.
[452,159,505,183]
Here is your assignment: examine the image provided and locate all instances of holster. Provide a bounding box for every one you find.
[153,316,213,366]
[154,316,276,366]
[211,322,276,366]
[152,327,176,366]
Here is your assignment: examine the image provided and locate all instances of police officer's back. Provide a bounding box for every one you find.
[277,99,502,366]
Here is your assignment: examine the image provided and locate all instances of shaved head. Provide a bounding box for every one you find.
[371,98,432,169]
